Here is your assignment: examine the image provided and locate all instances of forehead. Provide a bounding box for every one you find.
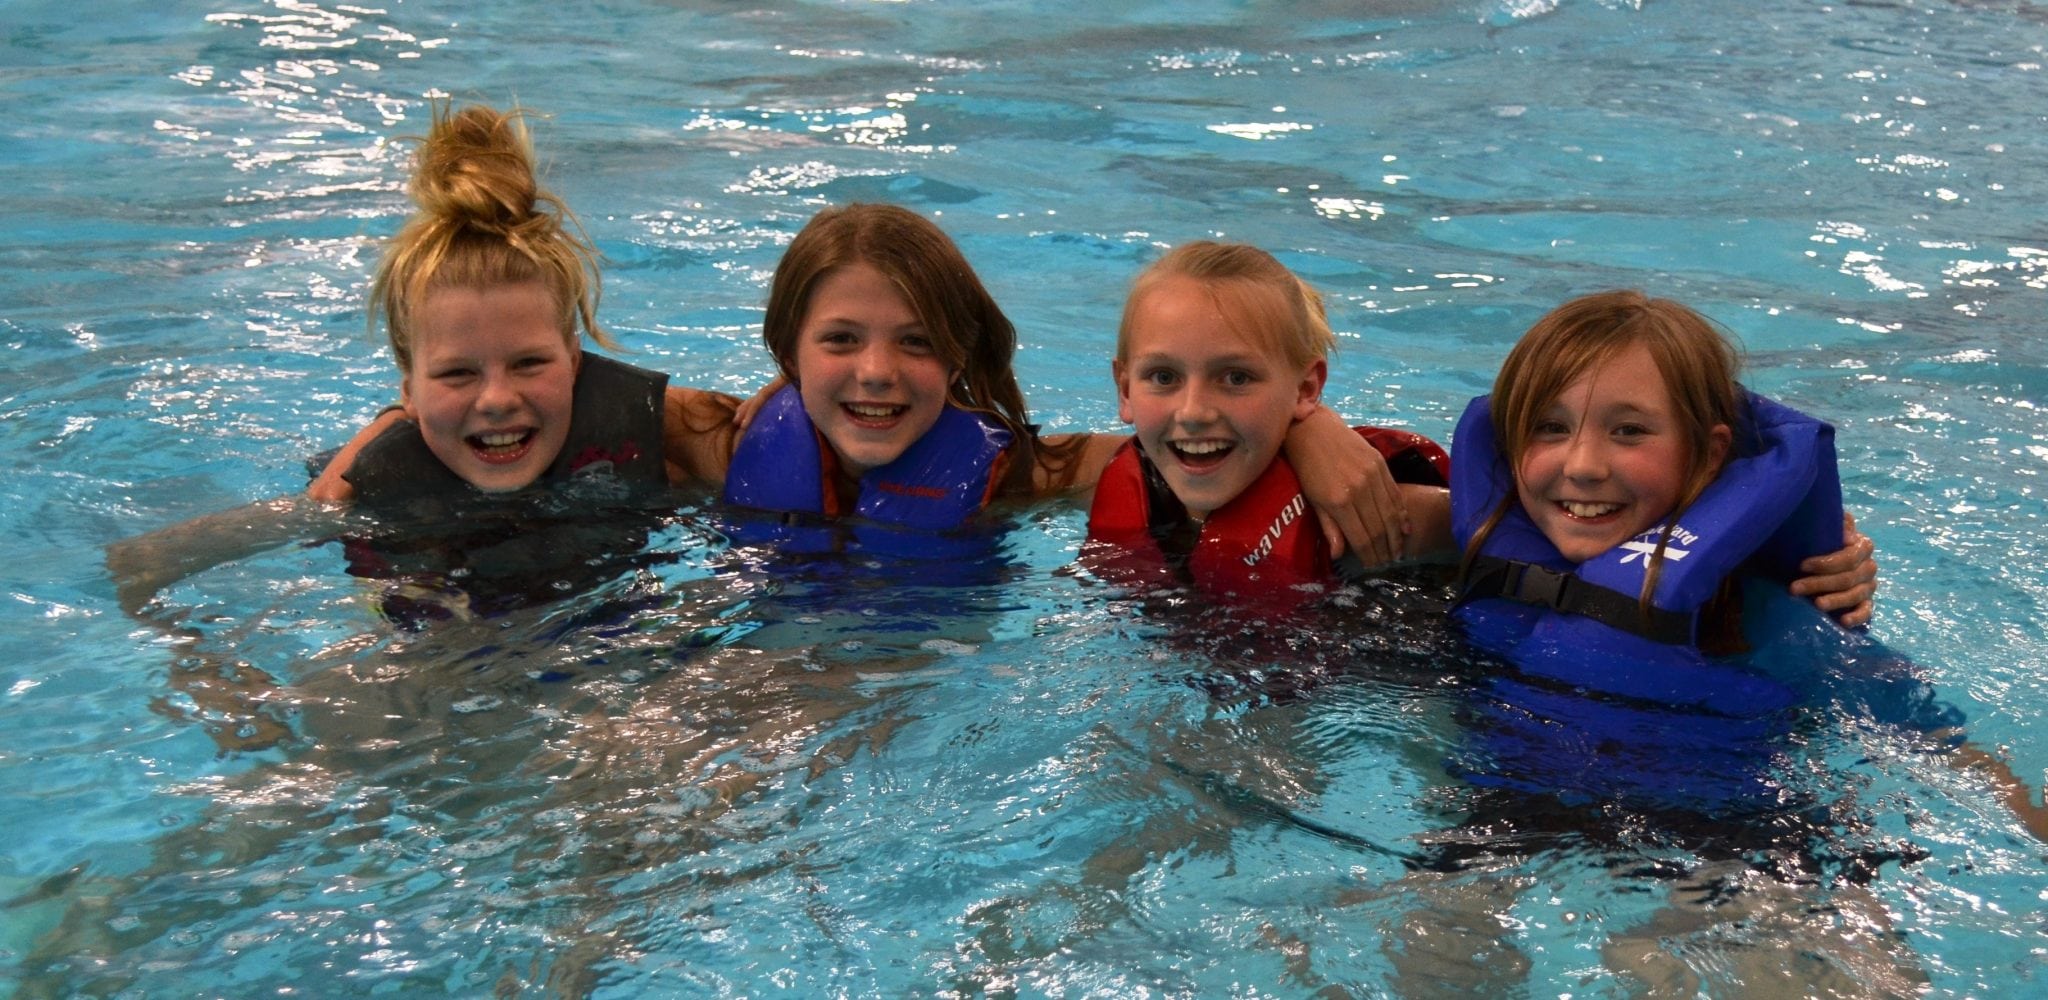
[413,283,566,351]
[1550,341,1672,411]
[1126,275,1285,364]
[804,261,916,320]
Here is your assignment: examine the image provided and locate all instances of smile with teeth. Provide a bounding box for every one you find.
[1559,500,1623,519]
[844,402,907,423]
[469,429,535,459]
[1169,439,1234,463]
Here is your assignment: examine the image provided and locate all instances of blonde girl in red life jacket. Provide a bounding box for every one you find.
[1082,241,1458,601]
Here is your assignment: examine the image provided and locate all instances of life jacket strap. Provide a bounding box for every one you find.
[1462,555,1695,645]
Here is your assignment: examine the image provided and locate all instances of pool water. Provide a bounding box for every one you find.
[5,0,2047,994]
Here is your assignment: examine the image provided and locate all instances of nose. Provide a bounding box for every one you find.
[1172,380,1218,426]
[475,368,519,416]
[854,342,899,388]
[1561,426,1606,481]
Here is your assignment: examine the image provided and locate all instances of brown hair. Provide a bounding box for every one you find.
[370,103,615,373]
[1460,290,1743,616]
[761,203,1058,493]
[1116,241,1335,371]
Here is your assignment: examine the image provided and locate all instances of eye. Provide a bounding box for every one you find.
[900,332,935,354]
[513,355,553,372]
[816,328,859,349]
[1531,418,1569,438]
[1612,422,1652,441]
[1140,367,1179,388]
[1220,369,1258,389]
[432,366,477,382]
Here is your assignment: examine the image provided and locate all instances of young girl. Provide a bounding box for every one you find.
[1415,288,2048,991]
[1083,241,1454,599]
[1452,290,1848,666]
[306,102,721,505]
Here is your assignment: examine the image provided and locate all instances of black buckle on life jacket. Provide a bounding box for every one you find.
[1504,561,1574,611]
[1461,555,1697,646]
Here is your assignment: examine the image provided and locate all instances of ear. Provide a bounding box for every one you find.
[1292,358,1328,421]
[1112,359,1134,425]
[398,373,417,420]
[1705,422,1732,474]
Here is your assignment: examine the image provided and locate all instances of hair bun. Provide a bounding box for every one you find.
[408,106,543,237]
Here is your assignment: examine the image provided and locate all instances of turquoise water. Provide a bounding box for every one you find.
[5,0,2048,994]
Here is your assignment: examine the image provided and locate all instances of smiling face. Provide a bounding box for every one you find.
[1115,275,1325,519]
[1513,341,1730,562]
[792,261,955,477]
[401,282,580,493]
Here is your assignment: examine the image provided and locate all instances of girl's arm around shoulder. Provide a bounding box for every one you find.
[1286,406,1407,567]
[1397,484,1455,562]
[662,385,745,489]
[306,406,410,502]
[1025,431,1126,508]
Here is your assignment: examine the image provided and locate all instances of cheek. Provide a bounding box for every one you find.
[1511,447,1559,496]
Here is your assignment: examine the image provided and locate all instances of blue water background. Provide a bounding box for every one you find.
[4,0,2047,994]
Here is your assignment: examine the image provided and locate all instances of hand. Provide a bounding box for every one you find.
[1287,407,1407,566]
[1790,511,1878,627]
[733,375,788,431]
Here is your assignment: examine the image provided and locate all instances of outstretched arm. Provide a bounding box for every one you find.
[1285,406,1408,567]
[1790,512,1878,628]
[1945,737,2048,843]
[107,495,351,617]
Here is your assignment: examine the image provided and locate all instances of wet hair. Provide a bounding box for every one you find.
[370,103,615,374]
[1116,241,1335,372]
[761,203,1054,491]
[1460,289,1744,615]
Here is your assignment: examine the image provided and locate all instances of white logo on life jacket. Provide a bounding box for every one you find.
[1615,524,1699,567]
[1242,493,1308,567]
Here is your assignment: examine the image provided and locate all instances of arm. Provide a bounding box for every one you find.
[732,375,787,432]
[662,385,746,489]
[1027,431,1127,507]
[107,495,351,616]
[1945,737,2048,843]
[1397,484,1455,561]
[1285,406,1407,567]
[1789,511,1878,628]
[306,406,409,503]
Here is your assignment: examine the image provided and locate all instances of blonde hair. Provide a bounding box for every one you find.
[370,103,615,373]
[1116,241,1335,372]
[1461,290,1743,611]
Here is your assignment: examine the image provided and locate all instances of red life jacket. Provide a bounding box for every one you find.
[1083,426,1449,602]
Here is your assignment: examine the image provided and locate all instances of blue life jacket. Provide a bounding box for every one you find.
[720,385,1012,565]
[723,385,1010,530]
[1450,389,1845,692]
